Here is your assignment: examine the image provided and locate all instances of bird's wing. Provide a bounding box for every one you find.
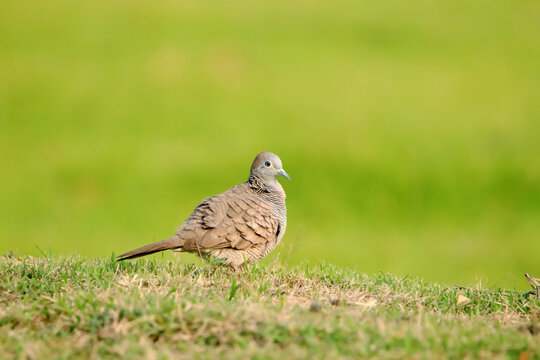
[176,186,279,250]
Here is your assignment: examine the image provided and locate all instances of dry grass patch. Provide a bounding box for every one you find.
[0,255,538,359]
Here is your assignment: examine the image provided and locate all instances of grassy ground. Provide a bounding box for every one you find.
[1,255,538,359]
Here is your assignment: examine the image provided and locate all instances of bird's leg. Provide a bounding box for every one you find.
[236,263,251,275]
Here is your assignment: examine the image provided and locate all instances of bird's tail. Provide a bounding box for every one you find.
[117,236,183,261]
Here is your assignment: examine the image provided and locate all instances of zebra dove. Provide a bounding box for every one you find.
[117,152,289,268]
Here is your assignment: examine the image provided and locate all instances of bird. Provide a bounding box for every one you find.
[117,152,290,268]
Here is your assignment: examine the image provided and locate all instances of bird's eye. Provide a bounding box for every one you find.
[264,161,271,167]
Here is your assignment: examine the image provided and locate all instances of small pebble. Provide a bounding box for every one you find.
[309,302,322,312]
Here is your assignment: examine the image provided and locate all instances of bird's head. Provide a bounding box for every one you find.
[250,152,290,183]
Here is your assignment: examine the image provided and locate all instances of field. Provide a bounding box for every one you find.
[1,1,540,288]
[1,255,538,359]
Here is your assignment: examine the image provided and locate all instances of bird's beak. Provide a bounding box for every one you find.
[277,169,291,180]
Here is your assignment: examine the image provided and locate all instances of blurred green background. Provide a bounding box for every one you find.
[1,0,539,289]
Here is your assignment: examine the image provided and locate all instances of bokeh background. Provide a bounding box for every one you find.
[1,0,539,289]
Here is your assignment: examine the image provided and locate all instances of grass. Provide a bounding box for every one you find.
[1,255,538,359]
[1,0,539,287]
